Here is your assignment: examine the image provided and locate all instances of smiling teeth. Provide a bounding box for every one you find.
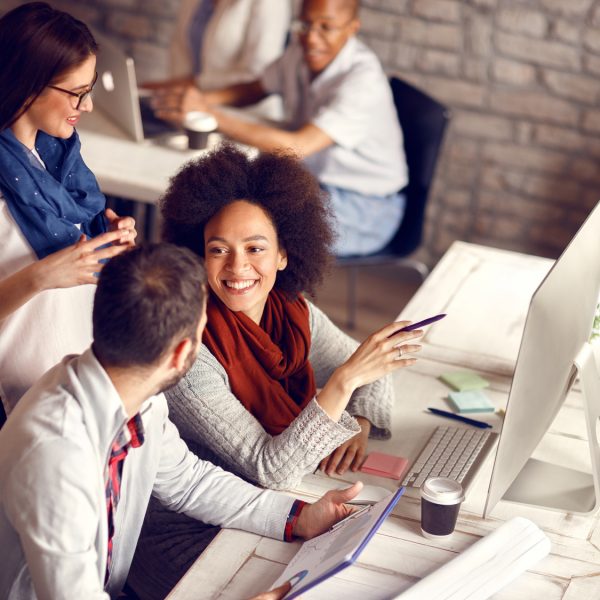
[225,280,255,290]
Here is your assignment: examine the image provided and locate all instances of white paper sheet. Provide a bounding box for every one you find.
[395,517,551,600]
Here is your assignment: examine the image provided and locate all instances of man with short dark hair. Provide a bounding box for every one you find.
[0,243,361,599]
[153,0,408,257]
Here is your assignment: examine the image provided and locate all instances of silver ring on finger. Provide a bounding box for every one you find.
[397,346,403,359]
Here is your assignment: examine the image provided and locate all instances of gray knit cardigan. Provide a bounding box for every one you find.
[166,299,394,490]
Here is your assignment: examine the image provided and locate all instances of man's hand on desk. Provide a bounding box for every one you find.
[151,83,209,124]
[292,481,363,540]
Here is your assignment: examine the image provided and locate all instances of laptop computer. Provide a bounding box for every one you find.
[93,31,178,142]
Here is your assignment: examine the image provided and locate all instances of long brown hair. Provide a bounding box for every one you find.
[0,2,98,131]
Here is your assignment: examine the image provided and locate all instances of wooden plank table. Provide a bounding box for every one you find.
[166,242,600,599]
[78,109,204,204]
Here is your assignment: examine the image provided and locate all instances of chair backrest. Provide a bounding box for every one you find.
[387,77,450,256]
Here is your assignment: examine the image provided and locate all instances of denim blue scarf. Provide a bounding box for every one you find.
[0,128,107,259]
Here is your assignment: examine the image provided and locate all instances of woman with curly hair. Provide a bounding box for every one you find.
[128,144,422,598]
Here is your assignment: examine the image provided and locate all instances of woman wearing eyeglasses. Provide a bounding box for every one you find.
[0,2,136,414]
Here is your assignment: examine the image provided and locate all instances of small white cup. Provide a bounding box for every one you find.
[183,111,218,150]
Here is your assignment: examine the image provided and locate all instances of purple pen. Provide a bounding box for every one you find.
[399,313,447,332]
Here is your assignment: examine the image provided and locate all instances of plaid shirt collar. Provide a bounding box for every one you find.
[111,412,145,455]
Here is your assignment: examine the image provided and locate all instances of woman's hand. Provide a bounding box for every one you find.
[33,229,131,290]
[0,230,130,322]
[339,321,423,390]
[320,417,371,476]
[105,208,136,246]
[316,321,423,421]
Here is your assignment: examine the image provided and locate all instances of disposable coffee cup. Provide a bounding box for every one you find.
[184,111,218,150]
[420,477,464,539]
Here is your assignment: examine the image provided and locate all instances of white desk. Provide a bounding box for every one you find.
[78,109,255,240]
[168,241,600,599]
[78,109,204,204]
[78,107,260,204]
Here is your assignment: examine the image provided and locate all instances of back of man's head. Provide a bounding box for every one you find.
[93,243,206,369]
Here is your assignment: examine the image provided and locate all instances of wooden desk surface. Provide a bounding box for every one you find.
[167,243,600,599]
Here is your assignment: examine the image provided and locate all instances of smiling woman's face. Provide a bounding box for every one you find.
[20,54,96,144]
[204,200,288,324]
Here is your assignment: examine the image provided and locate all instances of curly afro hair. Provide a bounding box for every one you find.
[161,144,335,296]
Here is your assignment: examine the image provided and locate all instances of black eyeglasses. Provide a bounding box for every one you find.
[291,18,354,37]
[48,71,98,109]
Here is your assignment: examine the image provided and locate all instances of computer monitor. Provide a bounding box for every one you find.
[484,200,600,517]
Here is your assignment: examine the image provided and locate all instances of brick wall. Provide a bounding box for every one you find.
[359,0,600,264]
[6,0,600,264]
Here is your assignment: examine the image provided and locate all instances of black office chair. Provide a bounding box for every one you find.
[336,76,451,329]
[0,397,6,429]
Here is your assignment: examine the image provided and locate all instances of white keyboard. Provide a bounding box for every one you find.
[402,425,498,490]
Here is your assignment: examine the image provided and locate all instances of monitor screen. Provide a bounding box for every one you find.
[484,200,600,516]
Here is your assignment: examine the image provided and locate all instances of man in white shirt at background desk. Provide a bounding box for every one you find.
[153,0,408,257]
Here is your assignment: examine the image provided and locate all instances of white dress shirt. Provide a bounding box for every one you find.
[261,36,408,197]
[0,348,294,598]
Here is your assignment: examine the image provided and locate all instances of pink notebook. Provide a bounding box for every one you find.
[360,452,409,480]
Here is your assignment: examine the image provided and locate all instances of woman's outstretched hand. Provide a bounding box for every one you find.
[0,229,132,321]
[340,321,423,389]
[316,321,423,422]
[34,229,132,290]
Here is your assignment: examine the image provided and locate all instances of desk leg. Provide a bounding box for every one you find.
[146,204,161,242]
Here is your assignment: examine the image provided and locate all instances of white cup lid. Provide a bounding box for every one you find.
[420,477,464,505]
[184,111,218,132]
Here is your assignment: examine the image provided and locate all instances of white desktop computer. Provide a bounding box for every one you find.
[484,200,600,516]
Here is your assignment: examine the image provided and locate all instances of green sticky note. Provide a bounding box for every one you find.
[439,371,490,392]
[448,390,495,413]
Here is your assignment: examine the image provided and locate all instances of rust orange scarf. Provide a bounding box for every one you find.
[203,289,316,435]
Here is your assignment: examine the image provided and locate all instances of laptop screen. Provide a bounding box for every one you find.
[93,30,145,142]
